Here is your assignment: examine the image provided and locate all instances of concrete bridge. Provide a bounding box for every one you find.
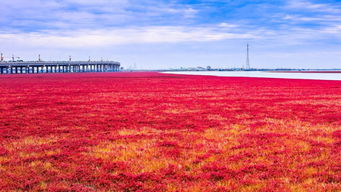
[0,61,120,74]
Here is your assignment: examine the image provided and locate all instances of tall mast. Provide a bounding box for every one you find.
[246,43,250,69]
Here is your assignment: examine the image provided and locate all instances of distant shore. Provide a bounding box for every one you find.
[163,71,341,81]
[269,71,341,73]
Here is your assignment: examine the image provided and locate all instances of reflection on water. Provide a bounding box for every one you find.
[164,71,341,81]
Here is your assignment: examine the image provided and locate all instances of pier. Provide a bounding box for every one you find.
[0,61,120,74]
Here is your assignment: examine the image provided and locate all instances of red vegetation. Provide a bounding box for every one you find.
[0,72,340,191]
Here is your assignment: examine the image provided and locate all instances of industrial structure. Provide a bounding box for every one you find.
[246,43,250,69]
[0,54,120,74]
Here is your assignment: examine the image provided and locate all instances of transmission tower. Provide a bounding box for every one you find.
[246,43,250,69]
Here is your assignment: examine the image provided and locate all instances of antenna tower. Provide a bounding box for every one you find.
[0,53,3,62]
[246,43,250,69]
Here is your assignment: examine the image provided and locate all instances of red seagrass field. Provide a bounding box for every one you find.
[0,72,340,191]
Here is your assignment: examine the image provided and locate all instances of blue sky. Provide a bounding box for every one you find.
[0,0,341,69]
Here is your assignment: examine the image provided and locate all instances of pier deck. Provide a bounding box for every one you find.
[0,61,120,74]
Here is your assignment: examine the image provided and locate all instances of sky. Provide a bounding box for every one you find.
[0,0,341,69]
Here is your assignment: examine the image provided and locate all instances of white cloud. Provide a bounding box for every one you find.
[283,14,341,22]
[219,23,238,28]
[0,26,256,48]
[321,25,341,34]
[287,0,340,13]
[0,0,200,31]
[62,0,129,6]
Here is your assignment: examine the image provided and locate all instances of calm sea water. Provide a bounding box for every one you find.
[164,71,341,81]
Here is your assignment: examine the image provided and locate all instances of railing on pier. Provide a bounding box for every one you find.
[0,61,120,74]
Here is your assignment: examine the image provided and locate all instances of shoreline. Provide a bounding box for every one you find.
[163,71,341,81]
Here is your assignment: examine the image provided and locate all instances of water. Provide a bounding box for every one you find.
[164,71,341,81]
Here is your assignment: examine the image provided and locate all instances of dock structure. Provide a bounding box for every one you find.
[0,61,120,74]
